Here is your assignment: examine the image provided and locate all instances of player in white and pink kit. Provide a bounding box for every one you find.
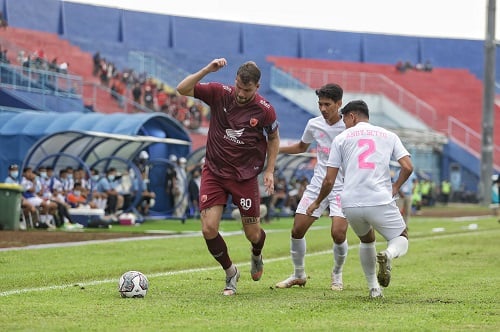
[307,100,413,298]
[276,83,348,291]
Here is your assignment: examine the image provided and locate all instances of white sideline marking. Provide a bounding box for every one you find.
[0,228,497,297]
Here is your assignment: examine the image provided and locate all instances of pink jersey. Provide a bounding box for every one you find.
[194,82,278,181]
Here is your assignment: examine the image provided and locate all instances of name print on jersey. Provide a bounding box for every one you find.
[346,129,388,139]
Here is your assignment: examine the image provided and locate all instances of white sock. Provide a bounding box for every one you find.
[333,240,348,275]
[291,237,306,278]
[386,236,409,259]
[225,264,237,278]
[359,242,378,289]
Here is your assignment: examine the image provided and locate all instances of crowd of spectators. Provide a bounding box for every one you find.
[0,40,209,133]
[15,49,69,75]
[396,60,433,73]
[93,51,208,130]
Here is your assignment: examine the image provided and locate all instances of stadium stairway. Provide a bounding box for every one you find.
[268,56,500,158]
[0,27,126,114]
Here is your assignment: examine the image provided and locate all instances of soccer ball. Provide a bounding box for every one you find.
[118,271,149,298]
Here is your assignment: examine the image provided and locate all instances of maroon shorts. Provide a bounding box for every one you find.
[199,166,260,217]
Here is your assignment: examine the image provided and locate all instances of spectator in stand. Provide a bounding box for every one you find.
[143,84,155,111]
[156,84,169,112]
[49,57,59,72]
[132,82,142,106]
[187,103,203,130]
[0,11,8,29]
[423,60,433,72]
[93,52,101,76]
[404,61,414,71]
[0,46,9,64]
[58,61,68,74]
[111,73,126,108]
[395,60,406,73]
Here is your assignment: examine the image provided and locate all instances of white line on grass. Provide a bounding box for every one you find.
[0,228,497,297]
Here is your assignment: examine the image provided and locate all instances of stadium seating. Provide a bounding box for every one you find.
[0,27,126,113]
[1,0,498,187]
[267,56,500,163]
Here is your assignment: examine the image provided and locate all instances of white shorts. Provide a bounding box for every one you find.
[26,196,43,207]
[295,183,345,218]
[343,201,406,241]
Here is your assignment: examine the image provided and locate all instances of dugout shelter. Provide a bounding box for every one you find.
[0,110,192,216]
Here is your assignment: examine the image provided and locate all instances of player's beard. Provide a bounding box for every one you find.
[236,95,250,104]
[236,93,256,105]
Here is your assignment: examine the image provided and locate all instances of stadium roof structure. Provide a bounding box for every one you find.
[23,130,190,173]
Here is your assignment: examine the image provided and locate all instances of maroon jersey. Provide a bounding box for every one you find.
[194,82,278,181]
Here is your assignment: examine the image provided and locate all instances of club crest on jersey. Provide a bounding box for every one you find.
[224,128,245,144]
[249,118,258,127]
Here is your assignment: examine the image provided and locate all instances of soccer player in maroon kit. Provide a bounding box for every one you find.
[177,58,280,295]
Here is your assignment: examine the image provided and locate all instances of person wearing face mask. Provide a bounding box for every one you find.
[4,164,37,228]
[35,165,80,228]
[88,168,107,210]
[63,166,75,193]
[4,164,20,184]
[67,182,96,209]
[96,167,124,217]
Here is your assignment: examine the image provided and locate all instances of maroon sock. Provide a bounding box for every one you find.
[251,228,266,257]
[205,233,232,270]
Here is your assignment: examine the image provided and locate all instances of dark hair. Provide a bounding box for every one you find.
[237,61,261,85]
[340,100,370,118]
[315,83,343,102]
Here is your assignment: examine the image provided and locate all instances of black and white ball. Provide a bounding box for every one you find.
[118,271,149,298]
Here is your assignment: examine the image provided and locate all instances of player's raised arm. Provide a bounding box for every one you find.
[176,58,227,97]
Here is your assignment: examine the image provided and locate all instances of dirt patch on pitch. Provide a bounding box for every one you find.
[0,204,494,248]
